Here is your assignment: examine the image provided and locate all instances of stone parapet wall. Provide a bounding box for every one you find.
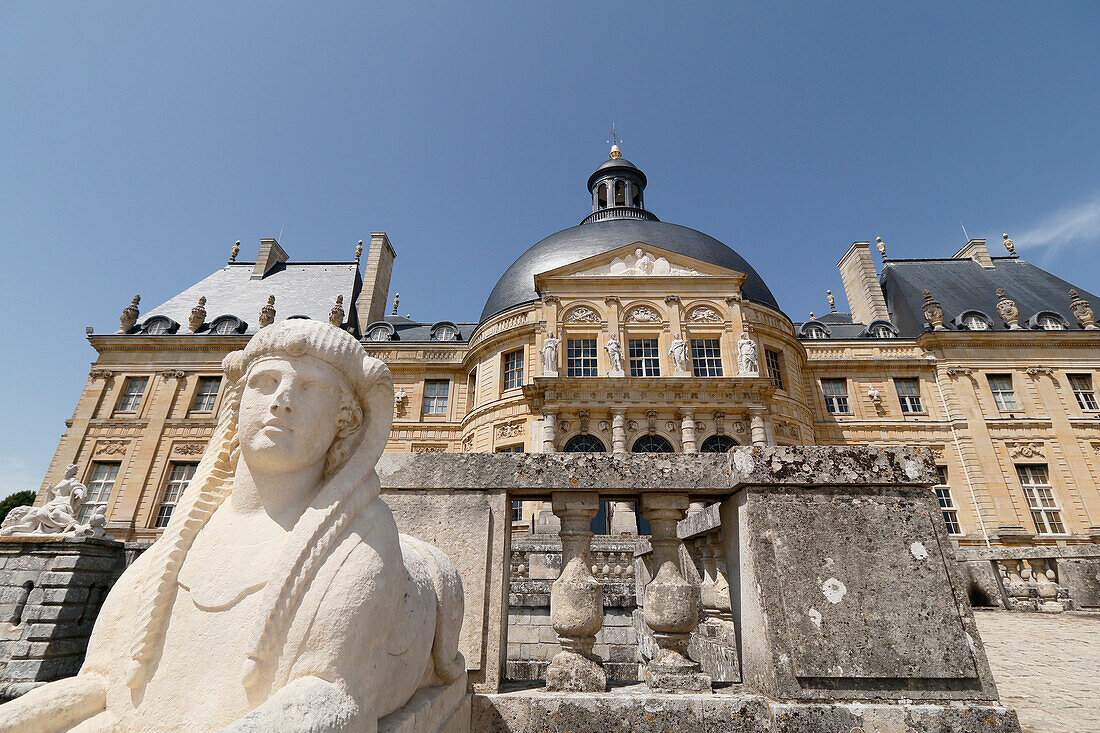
[506,607,639,682]
[0,537,125,700]
[954,544,1100,610]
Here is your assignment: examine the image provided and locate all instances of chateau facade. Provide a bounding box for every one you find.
[36,147,1100,547]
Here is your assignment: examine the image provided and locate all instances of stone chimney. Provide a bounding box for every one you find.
[837,242,890,325]
[252,238,289,279]
[357,232,397,327]
[953,239,994,268]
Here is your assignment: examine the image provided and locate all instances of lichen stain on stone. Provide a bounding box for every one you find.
[822,577,847,604]
[910,541,929,560]
[807,608,822,628]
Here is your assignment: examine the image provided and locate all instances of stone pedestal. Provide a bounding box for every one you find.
[0,537,126,700]
[639,494,710,692]
[545,492,606,692]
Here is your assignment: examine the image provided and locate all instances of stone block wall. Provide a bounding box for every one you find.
[0,538,126,700]
[506,606,639,682]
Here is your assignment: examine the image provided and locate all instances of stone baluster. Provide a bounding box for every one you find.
[546,492,607,691]
[748,408,768,447]
[640,493,711,692]
[680,410,697,453]
[542,408,558,453]
[609,409,639,535]
[611,409,627,453]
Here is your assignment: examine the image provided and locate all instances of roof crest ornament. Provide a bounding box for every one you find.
[1069,289,1098,330]
[875,236,888,260]
[230,241,240,262]
[392,293,400,316]
[826,290,836,312]
[355,240,363,262]
[1002,233,1017,257]
[996,287,1022,330]
[606,123,622,159]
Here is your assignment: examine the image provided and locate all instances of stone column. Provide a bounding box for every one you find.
[748,408,768,447]
[640,493,711,691]
[545,492,607,691]
[542,408,558,453]
[680,410,697,454]
[609,411,638,535]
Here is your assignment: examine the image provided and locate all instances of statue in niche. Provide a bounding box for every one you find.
[541,333,561,375]
[0,320,466,732]
[669,334,690,374]
[0,464,105,538]
[605,334,624,375]
[736,332,758,375]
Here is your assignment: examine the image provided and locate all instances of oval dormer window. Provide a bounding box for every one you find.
[431,322,459,342]
[369,326,390,341]
[965,315,989,331]
[1039,315,1065,331]
[209,316,245,335]
[805,325,827,339]
[142,316,177,335]
[871,325,895,338]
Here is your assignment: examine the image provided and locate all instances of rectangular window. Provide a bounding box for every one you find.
[511,500,523,523]
[503,350,524,391]
[765,349,784,390]
[496,445,523,453]
[466,369,477,411]
[422,380,449,416]
[155,462,196,528]
[895,378,924,413]
[934,466,961,535]
[1069,374,1098,411]
[116,377,148,413]
[79,462,119,523]
[191,377,221,413]
[690,339,723,377]
[628,338,661,377]
[566,338,598,377]
[1016,465,1066,534]
[821,378,850,414]
[988,374,1019,411]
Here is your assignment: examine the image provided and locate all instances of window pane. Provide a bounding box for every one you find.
[1015,464,1065,534]
[192,377,221,412]
[821,379,849,414]
[690,339,723,377]
[566,339,598,377]
[628,338,660,377]
[1069,374,1098,410]
[156,463,196,529]
[895,378,923,413]
[117,377,148,413]
[765,349,783,390]
[988,374,1019,411]
[78,462,119,523]
[422,380,449,415]
[503,350,524,390]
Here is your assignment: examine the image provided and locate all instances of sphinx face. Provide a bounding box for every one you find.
[238,357,345,476]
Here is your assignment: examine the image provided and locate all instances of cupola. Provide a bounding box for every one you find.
[582,145,659,225]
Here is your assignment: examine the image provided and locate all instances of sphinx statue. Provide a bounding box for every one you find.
[0,320,467,732]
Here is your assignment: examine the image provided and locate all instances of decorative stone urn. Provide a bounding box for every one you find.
[118,295,140,333]
[996,288,1021,329]
[1070,289,1098,330]
[188,296,207,332]
[921,290,945,330]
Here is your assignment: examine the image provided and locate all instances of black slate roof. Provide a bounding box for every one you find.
[480,218,782,322]
[135,261,362,336]
[363,316,478,344]
[882,256,1100,337]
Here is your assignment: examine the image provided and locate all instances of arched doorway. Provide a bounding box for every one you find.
[631,435,674,453]
[564,434,609,532]
[700,435,738,453]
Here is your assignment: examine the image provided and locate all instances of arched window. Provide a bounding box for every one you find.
[563,434,607,452]
[614,180,626,206]
[1037,314,1066,330]
[871,325,895,338]
[632,435,674,453]
[369,326,390,341]
[597,182,608,209]
[805,325,827,339]
[965,315,988,331]
[700,435,737,453]
[209,316,245,335]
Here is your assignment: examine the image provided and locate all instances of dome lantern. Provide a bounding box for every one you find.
[582,146,658,225]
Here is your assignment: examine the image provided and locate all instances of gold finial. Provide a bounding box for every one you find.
[826,289,835,312]
[809,311,815,320]
[1002,232,1016,255]
[875,236,887,258]
[355,240,363,262]
[392,292,400,316]
[607,123,622,159]
[230,240,240,262]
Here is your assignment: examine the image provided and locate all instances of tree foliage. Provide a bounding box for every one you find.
[0,491,36,524]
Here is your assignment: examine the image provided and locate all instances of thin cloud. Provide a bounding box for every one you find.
[1017,191,1100,258]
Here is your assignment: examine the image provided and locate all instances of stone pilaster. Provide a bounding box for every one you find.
[541,409,558,453]
[545,492,607,691]
[640,493,710,692]
[609,409,638,535]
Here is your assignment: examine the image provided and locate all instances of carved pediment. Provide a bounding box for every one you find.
[534,243,747,283]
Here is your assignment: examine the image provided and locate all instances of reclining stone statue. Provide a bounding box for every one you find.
[0,320,467,732]
[0,464,106,538]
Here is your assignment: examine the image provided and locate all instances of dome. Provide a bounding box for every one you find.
[480,218,782,322]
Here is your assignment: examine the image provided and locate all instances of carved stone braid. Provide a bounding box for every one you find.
[126,381,242,689]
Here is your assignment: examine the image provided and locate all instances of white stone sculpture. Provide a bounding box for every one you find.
[669,335,690,375]
[577,248,704,277]
[868,387,883,410]
[0,464,105,538]
[394,388,408,410]
[0,320,467,733]
[736,332,758,376]
[541,333,561,376]
[605,334,624,377]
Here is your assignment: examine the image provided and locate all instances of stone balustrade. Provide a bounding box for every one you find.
[954,544,1100,612]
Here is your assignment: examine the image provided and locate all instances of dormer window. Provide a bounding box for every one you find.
[966,315,987,331]
[430,322,460,342]
[141,316,178,335]
[871,325,895,338]
[369,327,390,341]
[805,325,827,339]
[1039,316,1064,330]
[208,316,245,335]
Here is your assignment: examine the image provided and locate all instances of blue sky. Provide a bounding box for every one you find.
[2,2,1099,496]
